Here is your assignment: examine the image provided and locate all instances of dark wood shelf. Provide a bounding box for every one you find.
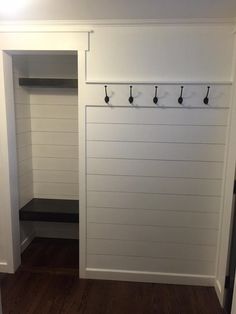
[19,198,79,223]
[19,78,78,88]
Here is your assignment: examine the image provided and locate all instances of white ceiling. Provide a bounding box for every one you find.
[0,0,236,21]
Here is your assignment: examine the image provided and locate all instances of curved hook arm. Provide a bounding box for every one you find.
[178,86,184,104]
[104,85,110,104]
[153,86,158,104]
[129,86,134,104]
[203,86,210,105]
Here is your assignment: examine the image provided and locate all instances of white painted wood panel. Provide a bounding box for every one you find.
[27,59,79,200]
[87,239,216,262]
[30,105,77,119]
[87,124,227,144]
[33,193,79,200]
[31,119,78,132]
[87,191,221,213]
[33,170,78,184]
[34,182,79,197]
[30,89,78,105]
[87,223,218,246]
[87,142,225,161]
[33,157,78,171]
[31,132,78,146]
[32,145,78,159]
[86,105,228,280]
[87,175,222,196]
[86,84,231,108]
[13,59,33,209]
[86,107,229,125]
[87,208,219,229]
[87,26,233,82]
[87,159,223,179]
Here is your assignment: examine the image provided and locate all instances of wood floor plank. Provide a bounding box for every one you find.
[1,238,224,314]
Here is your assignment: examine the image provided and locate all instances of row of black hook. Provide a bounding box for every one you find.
[104,85,211,105]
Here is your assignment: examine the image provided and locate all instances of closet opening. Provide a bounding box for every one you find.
[12,52,79,272]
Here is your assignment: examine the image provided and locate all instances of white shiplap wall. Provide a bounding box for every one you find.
[13,56,35,250]
[13,55,79,242]
[13,56,33,208]
[28,55,79,200]
[85,97,229,279]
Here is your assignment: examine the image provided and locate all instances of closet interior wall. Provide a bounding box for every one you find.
[13,54,79,249]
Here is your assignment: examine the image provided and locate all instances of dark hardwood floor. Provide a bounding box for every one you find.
[1,238,224,314]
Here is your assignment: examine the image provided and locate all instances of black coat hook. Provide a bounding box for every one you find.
[203,86,210,105]
[129,86,134,104]
[178,86,184,104]
[153,86,158,104]
[104,85,109,104]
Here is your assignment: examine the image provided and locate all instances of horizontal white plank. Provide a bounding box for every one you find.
[87,142,225,161]
[16,118,31,133]
[87,223,218,246]
[33,170,78,184]
[30,105,78,119]
[87,254,215,276]
[30,89,78,105]
[87,239,216,262]
[32,145,78,159]
[31,118,78,132]
[33,157,78,171]
[17,133,31,148]
[87,191,221,212]
[87,175,222,196]
[87,158,223,179]
[31,132,78,146]
[87,207,219,229]
[86,107,229,126]
[33,193,79,200]
[34,182,79,197]
[87,124,227,144]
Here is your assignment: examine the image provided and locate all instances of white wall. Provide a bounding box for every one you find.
[79,23,236,292]
[0,23,235,301]
[28,55,79,200]
[86,25,234,82]
[12,56,35,252]
[12,54,79,243]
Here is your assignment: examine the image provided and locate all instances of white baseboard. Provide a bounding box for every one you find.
[20,232,35,253]
[214,279,224,306]
[85,268,215,286]
[0,261,8,273]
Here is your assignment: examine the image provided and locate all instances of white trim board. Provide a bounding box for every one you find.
[85,268,215,286]
[0,18,235,28]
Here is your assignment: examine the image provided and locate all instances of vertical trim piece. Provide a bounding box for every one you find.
[215,33,236,305]
[0,51,21,273]
[78,51,87,277]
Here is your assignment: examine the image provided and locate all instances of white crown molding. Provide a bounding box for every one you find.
[0,18,235,30]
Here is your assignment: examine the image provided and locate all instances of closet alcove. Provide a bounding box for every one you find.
[13,53,79,268]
